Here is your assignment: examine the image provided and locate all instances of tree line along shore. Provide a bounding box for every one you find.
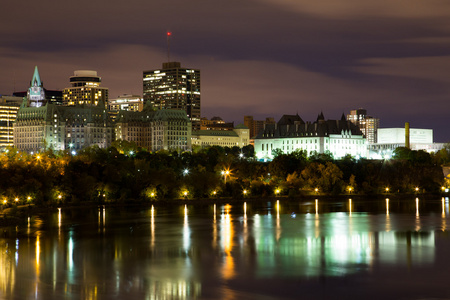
[0,142,449,209]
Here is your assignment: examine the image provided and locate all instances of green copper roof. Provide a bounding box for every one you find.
[31,66,42,87]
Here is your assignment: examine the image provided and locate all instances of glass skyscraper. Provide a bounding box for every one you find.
[143,62,200,131]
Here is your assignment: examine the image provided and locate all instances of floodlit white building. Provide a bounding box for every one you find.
[254,113,367,161]
[191,124,249,148]
[369,126,445,158]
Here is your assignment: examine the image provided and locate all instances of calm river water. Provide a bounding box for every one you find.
[1,197,450,299]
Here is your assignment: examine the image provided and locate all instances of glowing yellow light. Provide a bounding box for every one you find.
[14,197,18,202]
[27,196,31,201]
[183,191,188,196]
[58,195,62,199]
[243,190,247,195]
[275,189,280,195]
[385,187,389,192]
[213,191,217,195]
[36,155,41,160]
[314,188,319,193]
[3,200,6,204]
[150,192,155,197]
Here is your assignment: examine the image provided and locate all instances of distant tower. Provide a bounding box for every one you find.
[143,62,201,131]
[347,108,380,143]
[63,70,109,107]
[27,66,46,107]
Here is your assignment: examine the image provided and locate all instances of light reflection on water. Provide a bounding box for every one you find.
[0,197,449,299]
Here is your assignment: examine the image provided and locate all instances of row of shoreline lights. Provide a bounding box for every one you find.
[3,185,449,203]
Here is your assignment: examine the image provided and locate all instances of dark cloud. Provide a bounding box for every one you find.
[1,0,450,141]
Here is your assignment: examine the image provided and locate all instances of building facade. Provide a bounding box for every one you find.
[346,109,380,144]
[108,94,144,112]
[191,124,249,148]
[368,126,443,158]
[63,70,109,107]
[254,113,367,161]
[143,62,200,130]
[115,109,153,150]
[200,116,234,131]
[151,109,191,152]
[0,96,22,148]
[114,107,191,152]
[13,103,113,152]
[244,115,275,139]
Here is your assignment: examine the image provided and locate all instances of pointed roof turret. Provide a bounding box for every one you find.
[316,111,325,122]
[341,113,346,121]
[30,66,42,87]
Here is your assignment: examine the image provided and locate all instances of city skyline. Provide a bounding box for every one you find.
[1,0,450,142]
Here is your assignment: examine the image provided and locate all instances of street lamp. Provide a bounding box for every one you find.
[221,169,230,184]
[385,187,390,193]
[183,168,189,176]
[243,189,248,196]
[275,189,280,196]
[314,188,319,194]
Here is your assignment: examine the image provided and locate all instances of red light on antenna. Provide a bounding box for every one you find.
[167,32,172,36]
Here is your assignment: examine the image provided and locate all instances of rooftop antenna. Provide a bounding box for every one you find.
[167,31,172,62]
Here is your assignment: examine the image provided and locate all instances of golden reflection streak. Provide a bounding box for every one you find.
[349,198,352,217]
[244,202,247,224]
[416,198,419,217]
[221,208,235,280]
[386,198,389,216]
[103,206,106,233]
[35,235,40,278]
[415,198,421,231]
[151,205,155,249]
[315,199,318,215]
[183,205,189,252]
[442,198,447,232]
[58,208,62,238]
[213,204,217,249]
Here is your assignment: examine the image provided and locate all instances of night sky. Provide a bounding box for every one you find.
[1,0,450,142]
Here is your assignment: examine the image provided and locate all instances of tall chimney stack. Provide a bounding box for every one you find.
[405,122,410,149]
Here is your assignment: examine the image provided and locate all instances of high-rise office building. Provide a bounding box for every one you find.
[347,109,379,144]
[143,62,200,130]
[0,96,22,148]
[63,70,109,107]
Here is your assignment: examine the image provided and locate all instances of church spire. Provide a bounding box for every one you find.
[27,66,46,107]
[31,66,42,87]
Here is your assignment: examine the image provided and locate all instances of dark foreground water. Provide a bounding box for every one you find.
[1,197,450,299]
